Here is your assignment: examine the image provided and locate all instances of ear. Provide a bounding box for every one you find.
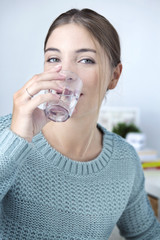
[108,63,122,90]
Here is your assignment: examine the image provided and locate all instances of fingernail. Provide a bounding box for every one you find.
[55,64,62,69]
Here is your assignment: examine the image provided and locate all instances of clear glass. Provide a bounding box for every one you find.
[44,70,83,122]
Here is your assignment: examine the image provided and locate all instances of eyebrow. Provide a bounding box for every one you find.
[75,48,96,54]
[45,48,60,53]
[44,48,96,54]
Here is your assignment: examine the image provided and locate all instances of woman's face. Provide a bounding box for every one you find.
[44,23,112,119]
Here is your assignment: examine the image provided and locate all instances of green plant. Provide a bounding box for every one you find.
[112,122,141,138]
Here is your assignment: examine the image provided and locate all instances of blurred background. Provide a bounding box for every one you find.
[0,0,160,156]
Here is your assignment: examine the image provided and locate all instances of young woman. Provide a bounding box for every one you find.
[0,8,160,240]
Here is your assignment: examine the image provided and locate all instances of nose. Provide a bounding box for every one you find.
[61,59,76,73]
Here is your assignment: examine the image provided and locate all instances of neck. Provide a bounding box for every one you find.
[42,115,102,161]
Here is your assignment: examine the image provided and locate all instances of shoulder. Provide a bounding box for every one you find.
[100,124,144,192]
[0,114,12,133]
[99,123,135,153]
[99,124,141,170]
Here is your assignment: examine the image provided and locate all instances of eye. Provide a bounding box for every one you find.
[47,57,60,63]
[80,58,95,64]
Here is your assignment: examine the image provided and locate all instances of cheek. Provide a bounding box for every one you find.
[78,68,99,90]
[95,75,111,102]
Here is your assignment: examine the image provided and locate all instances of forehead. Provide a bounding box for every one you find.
[45,23,97,49]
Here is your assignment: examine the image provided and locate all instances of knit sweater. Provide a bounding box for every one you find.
[0,114,160,240]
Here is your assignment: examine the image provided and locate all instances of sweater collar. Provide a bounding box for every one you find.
[33,124,113,176]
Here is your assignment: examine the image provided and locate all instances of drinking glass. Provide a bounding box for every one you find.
[44,70,83,122]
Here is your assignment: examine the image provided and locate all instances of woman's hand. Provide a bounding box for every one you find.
[10,65,65,142]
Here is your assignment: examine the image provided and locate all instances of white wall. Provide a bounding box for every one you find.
[0,0,160,155]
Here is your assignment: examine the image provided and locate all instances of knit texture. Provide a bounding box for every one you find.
[0,114,160,240]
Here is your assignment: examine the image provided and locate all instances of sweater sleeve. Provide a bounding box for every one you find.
[117,148,160,240]
[0,114,32,201]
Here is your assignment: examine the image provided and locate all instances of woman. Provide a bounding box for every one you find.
[0,8,160,240]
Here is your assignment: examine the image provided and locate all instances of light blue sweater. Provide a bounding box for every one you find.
[0,114,160,240]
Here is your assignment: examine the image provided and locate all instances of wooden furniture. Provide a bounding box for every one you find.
[148,195,159,217]
[144,169,160,220]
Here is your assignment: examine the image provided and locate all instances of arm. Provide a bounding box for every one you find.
[117,150,160,240]
[0,67,65,202]
[0,115,32,201]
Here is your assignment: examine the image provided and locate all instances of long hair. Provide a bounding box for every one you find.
[44,8,121,68]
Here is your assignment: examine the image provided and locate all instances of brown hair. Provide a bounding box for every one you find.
[44,8,121,68]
